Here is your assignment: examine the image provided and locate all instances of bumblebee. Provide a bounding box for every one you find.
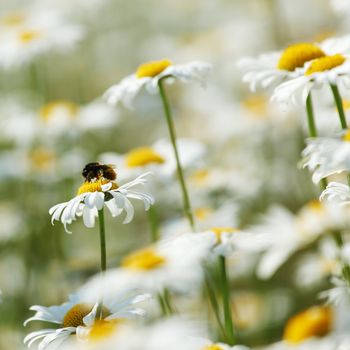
[82,162,116,182]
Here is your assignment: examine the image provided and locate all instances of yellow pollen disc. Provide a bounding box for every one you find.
[211,227,238,243]
[39,100,79,122]
[243,95,268,116]
[29,148,56,171]
[77,180,118,195]
[305,54,346,75]
[203,345,224,350]
[136,59,172,78]
[283,306,332,344]
[62,303,110,328]
[125,147,165,168]
[194,207,213,221]
[2,12,26,26]
[278,43,325,71]
[121,248,166,270]
[18,30,41,44]
[305,199,324,212]
[342,100,350,111]
[343,129,350,142]
[88,320,121,341]
[189,169,210,185]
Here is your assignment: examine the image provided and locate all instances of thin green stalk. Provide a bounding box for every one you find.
[98,208,107,272]
[204,273,227,341]
[330,84,347,130]
[157,293,168,316]
[96,208,107,319]
[163,288,175,314]
[306,93,328,190]
[148,205,160,242]
[158,78,195,231]
[333,231,350,286]
[219,256,235,345]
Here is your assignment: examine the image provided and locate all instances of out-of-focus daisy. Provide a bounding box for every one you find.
[320,182,350,204]
[241,202,349,279]
[330,0,350,18]
[100,138,206,182]
[238,35,350,91]
[49,165,154,233]
[103,59,211,109]
[193,337,250,350]
[0,9,85,69]
[301,130,350,184]
[61,318,206,350]
[0,99,118,146]
[24,292,150,349]
[82,233,216,298]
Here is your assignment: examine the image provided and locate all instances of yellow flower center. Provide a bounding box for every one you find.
[203,345,224,350]
[77,180,118,195]
[305,54,346,75]
[121,248,166,270]
[29,148,56,171]
[211,227,238,243]
[189,169,210,186]
[18,30,41,44]
[283,306,332,344]
[305,199,324,213]
[136,59,172,78]
[125,147,165,168]
[62,303,109,328]
[88,319,121,341]
[2,12,26,26]
[278,43,325,71]
[194,207,213,221]
[343,129,350,142]
[243,95,268,117]
[342,100,350,111]
[39,100,79,122]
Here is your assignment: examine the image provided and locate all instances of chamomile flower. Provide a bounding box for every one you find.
[272,53,350,105]
[82,233,216,299]
[243,202,348,279]
[49,168,154,233]
[237,35,350,91]
[0,9,85,69]
[100,138,206,182]
[103,59,212,109]
[320,182,350,204]
[194,338,250,350]
[24,292,150,349]
[301,130,350,183]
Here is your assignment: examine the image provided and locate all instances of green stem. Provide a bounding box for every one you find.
[158,79,195,231]
[157,293,168,316]
[219,256,235,345]
[204,273,227,341]
[330,84,347,130]
[98,208,107,272]
[148,205,160,242]
[332,231,350,286]
[96,208,107,319]
[306,93,327,190]
[163,288,175,315]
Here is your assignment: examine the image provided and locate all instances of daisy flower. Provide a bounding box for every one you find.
[242,202,348,279]
[301,130,350,184]
[81,233,216,299]
[103,59,212,109]
[0,9,85,69]
[24,292,150,349]
[194,338,250,350]
[49,166,154,233]
[100,138,206,182]
[320,182,350,204]
[238,35,350,92]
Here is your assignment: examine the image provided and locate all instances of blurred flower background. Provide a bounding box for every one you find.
[1,0,350,349]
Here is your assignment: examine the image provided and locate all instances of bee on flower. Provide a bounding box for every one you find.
[49,163,154,233]
[24,292,151,349]
[103,59,212,109]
